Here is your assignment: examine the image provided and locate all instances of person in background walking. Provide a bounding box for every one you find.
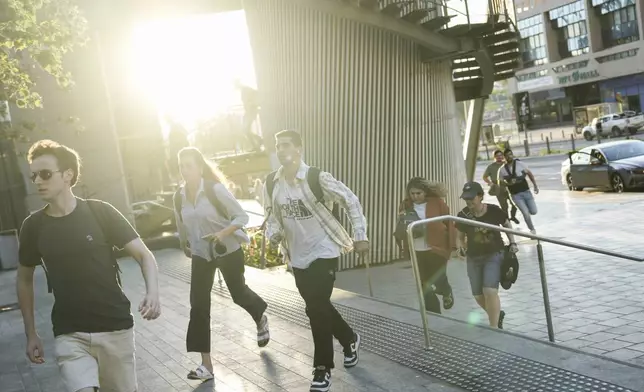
[17,140,161,392]
[174,147,269,383]
[456,181,518,329]
[263,130,367,392]
[482,150,519,224]
[501,148,539,234]
[394,177,455,314]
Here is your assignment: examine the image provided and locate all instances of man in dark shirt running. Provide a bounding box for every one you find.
[482,150,519,224]
[16,140,162,392]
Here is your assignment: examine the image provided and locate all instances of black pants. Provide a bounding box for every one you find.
[416,251,452,314]
[293,258,354,369]
[187,249,267,353]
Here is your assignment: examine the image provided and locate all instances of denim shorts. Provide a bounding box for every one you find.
[466,251,503,296]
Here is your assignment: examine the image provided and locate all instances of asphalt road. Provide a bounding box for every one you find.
[479,132,644,158]
[475,154,567,191]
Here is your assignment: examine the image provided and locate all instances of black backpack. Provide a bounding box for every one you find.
[31,199,123,294]
[264,166,339,219]
[173,180,229,223]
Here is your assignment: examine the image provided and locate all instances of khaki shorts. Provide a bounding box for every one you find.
[54,328,137,392]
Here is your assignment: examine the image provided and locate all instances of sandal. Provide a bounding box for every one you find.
[187,365,214,381]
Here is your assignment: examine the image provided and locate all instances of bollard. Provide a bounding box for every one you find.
[540,133,544,141]
[570,133,575,151]
[561,129,565,139]
[597,132,602,144]
[485,144,490,160]
[549,131,553,140]
[524,138,530,157]
[530,133,533,142]
[546,136,551,154]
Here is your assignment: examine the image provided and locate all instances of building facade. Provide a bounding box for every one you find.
[509,0,644,129]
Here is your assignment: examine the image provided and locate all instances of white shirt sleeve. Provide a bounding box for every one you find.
[515,161,529,174]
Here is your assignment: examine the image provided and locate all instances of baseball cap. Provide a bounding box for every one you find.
[461,181,484,200]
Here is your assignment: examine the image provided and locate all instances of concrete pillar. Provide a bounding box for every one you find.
[463,98,485,182]
[544,14,561,63]
[244,0,466,267]
[586,3,604,52]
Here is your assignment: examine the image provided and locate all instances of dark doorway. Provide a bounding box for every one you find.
[627,95,641,112]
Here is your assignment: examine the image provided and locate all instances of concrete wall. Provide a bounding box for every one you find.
[244,0,466,267]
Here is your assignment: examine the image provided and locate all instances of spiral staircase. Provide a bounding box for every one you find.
[351,0,521,101]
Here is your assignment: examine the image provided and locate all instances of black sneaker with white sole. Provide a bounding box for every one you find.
[310,366,331,392]
[343,332,361,368]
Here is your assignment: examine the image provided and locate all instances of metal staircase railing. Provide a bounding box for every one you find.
[348,0,520,102]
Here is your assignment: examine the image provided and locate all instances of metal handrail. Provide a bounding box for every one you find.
[406,215,644,349]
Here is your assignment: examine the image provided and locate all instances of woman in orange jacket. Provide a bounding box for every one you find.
[396,177,457,314]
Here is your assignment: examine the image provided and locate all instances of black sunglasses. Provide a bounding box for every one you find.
[30,169,61,183]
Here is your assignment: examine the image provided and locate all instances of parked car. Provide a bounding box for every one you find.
[561,140,644,193]
[581,112,644,141]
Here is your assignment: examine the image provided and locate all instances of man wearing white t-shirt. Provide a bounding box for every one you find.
[501,148,539,234]
[263,130,368,392]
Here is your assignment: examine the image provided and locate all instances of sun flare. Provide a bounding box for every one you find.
[129,11,256,130]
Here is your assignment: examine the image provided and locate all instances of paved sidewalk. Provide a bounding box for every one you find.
[0,260,461,392]
[336,189,644,364]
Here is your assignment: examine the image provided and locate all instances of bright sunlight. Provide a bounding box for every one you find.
[129,11,256,131]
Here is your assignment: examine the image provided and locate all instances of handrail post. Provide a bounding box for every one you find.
[536,241,555,342]
[362,254,374,297]
[407,223,432,349]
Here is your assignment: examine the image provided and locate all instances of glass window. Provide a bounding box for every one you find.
[519,14,547,68]
[549,1,589,59]
[573,152,590,164]
[601,141,644,161]
[599,4,639,48]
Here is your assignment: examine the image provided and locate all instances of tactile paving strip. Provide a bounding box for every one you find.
[159,263,635,392]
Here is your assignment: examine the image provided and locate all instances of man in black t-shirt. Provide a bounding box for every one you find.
[16,140,161,392]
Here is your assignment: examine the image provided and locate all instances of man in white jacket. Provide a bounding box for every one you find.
[263,130,369,392]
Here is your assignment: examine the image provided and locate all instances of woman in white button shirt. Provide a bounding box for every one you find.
[174,147,270,382]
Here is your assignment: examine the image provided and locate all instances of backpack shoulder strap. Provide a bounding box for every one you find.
[512,160,517,176]
[85,199,123,285]
[173,188,183,223]
[86,199,108,228]
[27,209,51,292]
[203,181,229,220]
[265,170,278,201]
[306,166,325,203]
